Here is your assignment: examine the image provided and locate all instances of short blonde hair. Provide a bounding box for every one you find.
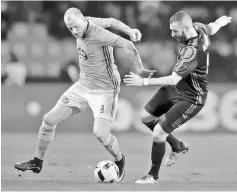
[64,7,83,19]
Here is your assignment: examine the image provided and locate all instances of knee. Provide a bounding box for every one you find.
[93,130,107,144]
[38,116,57,142]
[152,123,169,142]
[140,108,153,123]
[43,113,57,127]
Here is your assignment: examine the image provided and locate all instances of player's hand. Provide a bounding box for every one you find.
[216,16,232,27]
[137,68,156,78]
[129,29,142,42]
[123,72,144,86]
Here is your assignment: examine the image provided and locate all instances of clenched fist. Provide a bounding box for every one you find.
[129,29,142,42]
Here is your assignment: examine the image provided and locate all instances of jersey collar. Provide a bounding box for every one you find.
[82,20,90,38]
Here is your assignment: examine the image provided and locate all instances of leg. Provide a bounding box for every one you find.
[148,115,169,179]
[141,87,183,152]
[15,83,88,173]
[166,133,184,152]
[136,100,203,183]
[36,103,80,160]
[147,101,194,179]
[36,83,88,161]
[89,91,125,182]
[93,118,122,162]
[140,108,159,132]
[135,118,168,184]
[14,103,79,173]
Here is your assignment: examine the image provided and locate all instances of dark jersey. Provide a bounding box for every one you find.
[172,22,212,105]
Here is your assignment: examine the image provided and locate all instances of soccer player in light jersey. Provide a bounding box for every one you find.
[14,7,155,183]
[124,11,232,184]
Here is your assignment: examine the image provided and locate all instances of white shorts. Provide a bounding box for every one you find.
[57,83,118,122]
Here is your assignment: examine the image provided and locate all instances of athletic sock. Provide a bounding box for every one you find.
[143,118,159,132]
[148,141,166,179]
[166,133,182,152]
[103,133,122,161]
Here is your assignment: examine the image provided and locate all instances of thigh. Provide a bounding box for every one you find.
[145,86,173,117]
[58,83,89,112]
[88,91,118,122]
[161,100,203,133]
[46,102,80,125]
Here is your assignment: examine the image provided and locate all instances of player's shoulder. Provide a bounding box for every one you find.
[181,46,197,59]
[85,17,102,27]
[84,20,103,38]
[193,22,207,31]
[193,22,211,36]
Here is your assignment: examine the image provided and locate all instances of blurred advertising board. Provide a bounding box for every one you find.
[1,83,237,134]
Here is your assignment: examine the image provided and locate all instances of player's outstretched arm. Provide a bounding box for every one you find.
[208,16,232,35]
[124,46,198,86]
[123,71,182,86]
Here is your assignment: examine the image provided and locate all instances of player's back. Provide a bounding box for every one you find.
[76,20,121,92]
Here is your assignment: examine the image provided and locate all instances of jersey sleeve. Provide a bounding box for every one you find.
[92,26,121,47]
[194,22,212,36]
[173,46,198,77]
[85,17,111,28]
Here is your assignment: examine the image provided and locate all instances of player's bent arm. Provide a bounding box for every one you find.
[108,18,133,36]
[114,37,145,73]
[144,72,182,86]
[85,16,132,36]
[94,26,144,73]
[85,16,111,28]
[208,16,232,35]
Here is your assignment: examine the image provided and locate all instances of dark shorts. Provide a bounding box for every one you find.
[145,86,204,133]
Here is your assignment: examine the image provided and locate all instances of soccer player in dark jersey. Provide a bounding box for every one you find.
[124,11,232,184]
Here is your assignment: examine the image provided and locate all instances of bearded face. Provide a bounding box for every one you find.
[170,22,189,43]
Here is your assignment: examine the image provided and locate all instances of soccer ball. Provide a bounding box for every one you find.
[94,160,119,183]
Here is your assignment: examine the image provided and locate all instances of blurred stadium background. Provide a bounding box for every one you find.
[1,1,237,133]
[1,1,237,191]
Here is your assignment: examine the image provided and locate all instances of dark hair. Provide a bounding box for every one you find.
[170,11,192,26]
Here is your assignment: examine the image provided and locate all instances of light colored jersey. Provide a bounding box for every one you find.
[76,19,121,92]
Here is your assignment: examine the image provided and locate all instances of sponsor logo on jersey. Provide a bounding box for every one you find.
[61,96,69,104]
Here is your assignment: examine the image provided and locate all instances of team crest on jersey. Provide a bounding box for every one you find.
[60,96,69,104]
[77,47,88,60]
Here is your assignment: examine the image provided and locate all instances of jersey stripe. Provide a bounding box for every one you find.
[103,46,116,90]
[110,92,117,120]
[102,46,118,91]
[193,72,204,95]
[191,72,204,95]
[105,46,119,89]
[112,37,121,47]
[171,104,197,128]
